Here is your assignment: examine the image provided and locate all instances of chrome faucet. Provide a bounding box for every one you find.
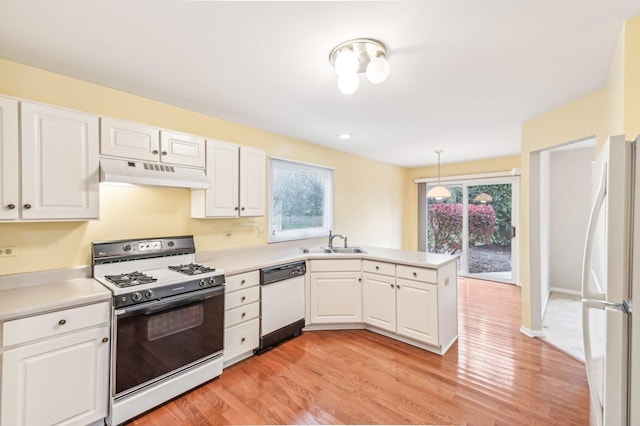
[328,230,347,249]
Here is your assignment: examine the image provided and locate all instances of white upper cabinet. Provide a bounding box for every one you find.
[0,96,19,220]
[160,130,205,168]
[100,117,159,162]
[18,102,99,220]
[191,139,265,218]
[100,118,205,168]
[239,146,266,217]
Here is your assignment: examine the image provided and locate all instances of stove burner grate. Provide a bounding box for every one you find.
[168,263,216,276]
[104,271,158,288]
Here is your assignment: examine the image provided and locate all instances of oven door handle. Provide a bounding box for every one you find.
[115,286,224,318]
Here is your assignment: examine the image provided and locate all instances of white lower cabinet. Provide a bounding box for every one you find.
[309,259,362,324]
[362,272,396,332]
[0,302,110,426]
[223,270,260,367]
[395,278,439,346]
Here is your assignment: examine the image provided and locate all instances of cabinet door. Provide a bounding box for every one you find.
[1,325,110,426]
[396,278,439,346]
[310,272,362,323]
[160,130,205,168]
[203,139,239,217]
[362,272,396,332]
[0,96,19,220]
[21,102,99,220]
[239,146,265,216]
[100,117,159,162]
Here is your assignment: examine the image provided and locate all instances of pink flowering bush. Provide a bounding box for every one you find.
[428,203,496,254]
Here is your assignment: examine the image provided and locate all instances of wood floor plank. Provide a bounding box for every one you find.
[127,277,589,425]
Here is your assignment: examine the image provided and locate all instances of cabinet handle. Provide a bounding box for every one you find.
[23,204,32,209]
[102,337,109,343]
[58,319,66,326]
[241,312,246,318]
[161,151,168,156]
[241,337,246,343]
[241,296,246,302]
[6,204,15,210]
[152,149,159,155]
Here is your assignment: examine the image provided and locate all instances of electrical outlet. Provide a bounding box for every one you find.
[0,246,17,257]
[223,231,232,239]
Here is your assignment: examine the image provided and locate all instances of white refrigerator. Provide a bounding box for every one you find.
[582,135,638,425]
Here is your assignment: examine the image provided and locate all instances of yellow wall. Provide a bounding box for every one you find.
[403,155,521,251]
[0,59,406,275]
[624,17,640,137]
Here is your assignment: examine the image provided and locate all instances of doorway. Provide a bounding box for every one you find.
[423,176,519,284]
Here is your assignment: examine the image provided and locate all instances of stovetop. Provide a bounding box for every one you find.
[92,236,225,308]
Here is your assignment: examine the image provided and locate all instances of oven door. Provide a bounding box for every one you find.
[113,286,224,398]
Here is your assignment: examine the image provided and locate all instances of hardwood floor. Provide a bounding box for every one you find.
[128,277,590,425]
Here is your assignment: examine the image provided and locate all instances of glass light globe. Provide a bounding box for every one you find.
[334,48,359,75]
[337,72,359,94]
[366,56,390,84]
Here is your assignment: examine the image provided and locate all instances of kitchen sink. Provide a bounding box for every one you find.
[300,247,367,254]
[330,247,367,254]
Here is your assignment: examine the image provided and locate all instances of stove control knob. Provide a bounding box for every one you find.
[208,277,216,285]
[199,279,207,287]
[123,244,132,252]
[145,290,155,299]
[167,240,175,247]
[132,292,142,302]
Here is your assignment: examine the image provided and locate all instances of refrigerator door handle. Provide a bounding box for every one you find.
[582,160,608,301]
[582,298,632,314]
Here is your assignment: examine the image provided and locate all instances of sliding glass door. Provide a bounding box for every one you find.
[425,177,519,284]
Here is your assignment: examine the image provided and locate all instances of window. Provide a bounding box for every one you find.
[269,158,334,242]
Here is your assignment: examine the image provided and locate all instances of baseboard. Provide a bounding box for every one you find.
[549,287,581,297]
[520,326,544,338]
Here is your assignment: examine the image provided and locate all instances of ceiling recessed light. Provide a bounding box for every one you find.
[338,133,352,140]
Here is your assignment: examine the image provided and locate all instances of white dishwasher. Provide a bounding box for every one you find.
[256,261,306,353]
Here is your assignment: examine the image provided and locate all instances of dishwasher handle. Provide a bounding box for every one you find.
[260,261,306,285]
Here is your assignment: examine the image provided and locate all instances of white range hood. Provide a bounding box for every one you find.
[99,157,211,189]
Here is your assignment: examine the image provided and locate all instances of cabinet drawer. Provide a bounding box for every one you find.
[362,260,395,276]
[225,270,260,293]
[225,301,260,328]
[224,318,259,360]
[396,265,437,284]
[225,286,260,310]
[310,259,361,272]
[3,302,110,347]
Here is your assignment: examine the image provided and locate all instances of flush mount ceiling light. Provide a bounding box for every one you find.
[338,133,352,140]
[427,150,452,200]
[329,38,390,95]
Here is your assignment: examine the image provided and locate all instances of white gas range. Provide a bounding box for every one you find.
[92,235,225,425]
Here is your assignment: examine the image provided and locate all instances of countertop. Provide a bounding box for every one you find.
[0,278,111,322]
[196,241,458,276]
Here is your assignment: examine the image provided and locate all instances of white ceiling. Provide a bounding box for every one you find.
[1,0,639,168]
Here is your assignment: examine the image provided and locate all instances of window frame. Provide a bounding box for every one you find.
[268,157,335,243]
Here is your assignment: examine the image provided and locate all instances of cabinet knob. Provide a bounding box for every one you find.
[102,337,109,343]
[23,204,32,209]
[58,319,66,326]
[241,207,245,211]
[241,279,246,285]
[152,149,159,155]
[161,151,168,156]
[6,204,15,210]
[397,285,401,289]
[241,312,246,318]
[390,284,394,288]
[234,206,239,211]
[375,266,379,270]
[413,272,417,277]
[241,337,246,343]
[241,296,246,302]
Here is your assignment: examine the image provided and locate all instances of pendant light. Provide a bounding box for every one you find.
[427,150,451,200]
